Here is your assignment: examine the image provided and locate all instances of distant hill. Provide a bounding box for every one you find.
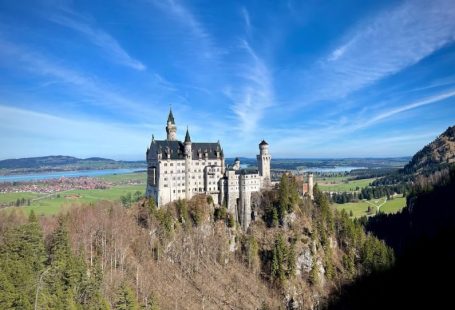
[0,155,146,175]
[0,155,114,169]
[403,125,455,174]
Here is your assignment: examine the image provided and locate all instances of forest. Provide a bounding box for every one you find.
[0,174,394,309]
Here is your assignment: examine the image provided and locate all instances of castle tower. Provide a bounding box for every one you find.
[184,127,192,200]
[239,174,252,231]
[257,140,271,187]
[233,157,240,170]
[220,149,226,174]
[308,173,314,199]
[166,108,177,141]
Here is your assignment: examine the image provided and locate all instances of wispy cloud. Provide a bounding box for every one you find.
[306,0,455,100]
[0,38,156,118]
[328,89,455,136]
[47,10,146,71]
[241,7,251,35]
[366,89,455,126]
[267,88,455,154]
[151,0,221,60]
[225,40,274,134]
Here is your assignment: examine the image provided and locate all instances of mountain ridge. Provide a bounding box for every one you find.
[403,125,455,174]
[0,155,144,169]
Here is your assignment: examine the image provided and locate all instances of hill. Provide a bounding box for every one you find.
[328,167,455,310]
[0,155,146,175]
[403,125,455,174]
[0,176,393,309]
[371,125,455,187]
[327,126,455,309]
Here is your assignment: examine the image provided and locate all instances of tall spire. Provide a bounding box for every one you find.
[166,106,177,141]
[184,126,191,143]
[167,107,175,125]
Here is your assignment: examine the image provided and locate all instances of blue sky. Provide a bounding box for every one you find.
[0,0,454,160]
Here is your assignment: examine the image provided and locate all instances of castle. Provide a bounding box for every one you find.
[146,109,272,230]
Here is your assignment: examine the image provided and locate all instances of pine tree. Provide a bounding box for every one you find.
[324,245,335,280]
[40,217,94,308]
[0,271,16,309]
[0,215,46,307]
[287,243,296,278]
[115,283,139,310]
[271,234,288,285]
[272,207,279,227]
[145,293,160,310]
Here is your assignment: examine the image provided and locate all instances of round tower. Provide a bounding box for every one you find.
[233,157,240,170]
[257,140,271,187]
[184,127,192,200]
[166,108,177,141]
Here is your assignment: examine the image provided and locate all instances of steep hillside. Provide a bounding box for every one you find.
[328,167,455,310]
[0,176,393,309]
[403,125,455,174]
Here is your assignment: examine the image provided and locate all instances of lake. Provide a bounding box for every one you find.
[0,168,143,183]
[301,166,367,173]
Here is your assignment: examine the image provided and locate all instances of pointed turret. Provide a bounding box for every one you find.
[184,127,191,143]
[167,108,175,124]
[166,107,177,141]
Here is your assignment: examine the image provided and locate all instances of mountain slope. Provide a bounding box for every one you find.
[328,167,455,310]
[403,125,455,174]
[328,125,455,309]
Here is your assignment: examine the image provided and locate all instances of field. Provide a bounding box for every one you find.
[332,196,406,218]
[317,177,376,192]
[0,172,146,216]
[98,172,147,183]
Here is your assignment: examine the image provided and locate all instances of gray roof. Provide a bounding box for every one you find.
[184,128,191,143]
[152,140,222,160]
[167,109,175,124]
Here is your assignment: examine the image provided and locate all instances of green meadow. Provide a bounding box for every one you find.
[0,172,147,216]
[332,196,406,218]
[98,172,147,183]
[317,177,376,192]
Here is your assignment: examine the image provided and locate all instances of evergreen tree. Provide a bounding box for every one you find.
[0,272,16,309]
[287,243,296,278]
[39,217,104,309]
[115,283,139,310]
[324,245,335,281]
[0,214,46,307]
[272,207,279,227]
[144,293,160,310]
[271,234,288,285]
